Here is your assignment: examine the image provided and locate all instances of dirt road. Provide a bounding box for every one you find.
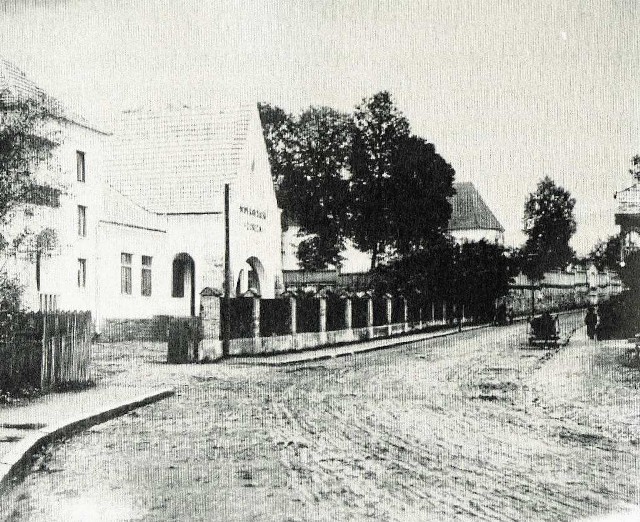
[1,313,639,521]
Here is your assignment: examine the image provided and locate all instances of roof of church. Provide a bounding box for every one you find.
[105,105,255,214]
[448,182,504,232]
[0,58,104,133]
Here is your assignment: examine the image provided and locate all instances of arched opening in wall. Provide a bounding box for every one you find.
[172,253,196,316]
[235,257,265,296]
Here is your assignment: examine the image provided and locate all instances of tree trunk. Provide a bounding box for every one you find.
[370,242,378,270]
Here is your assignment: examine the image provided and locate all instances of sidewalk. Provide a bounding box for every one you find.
[229,323,488,365]
[0,383,174,492]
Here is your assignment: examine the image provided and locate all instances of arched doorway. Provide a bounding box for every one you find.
[172,253,196,316]
[235,257,265,296]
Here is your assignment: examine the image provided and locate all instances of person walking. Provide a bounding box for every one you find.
[585,306,598,340]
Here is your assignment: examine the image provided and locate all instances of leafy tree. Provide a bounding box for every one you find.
[372,234,457,299]
[388,136,455,256]
[349,91,411,269]
[259,103,352,268]
[0,90,60,307]
[257,102,297,211]
[588,235,622,271]
[520,176,576,281]
[452,240,515,321]
[297,235,343,271]
[630,154,640,183]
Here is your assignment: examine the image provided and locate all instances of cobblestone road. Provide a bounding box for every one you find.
[1,313,639,521]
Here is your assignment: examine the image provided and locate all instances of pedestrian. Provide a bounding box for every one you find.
[585,306,598,340]
[507,306,514,325]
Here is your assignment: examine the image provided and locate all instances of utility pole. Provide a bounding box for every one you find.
[222,184,231,357]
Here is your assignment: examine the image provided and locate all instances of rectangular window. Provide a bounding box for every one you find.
[121,253,132,295]
[77,205,87,237]
[141,255,152,296]
[77,258,86,288]
[77,151,86,182]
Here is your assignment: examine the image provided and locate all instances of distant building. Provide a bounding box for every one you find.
[614,183,640,263]
[282,181,505,274]
[0,59,282,329]
[447,182,504,245]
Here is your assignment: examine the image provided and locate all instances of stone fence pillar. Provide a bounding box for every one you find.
[403,297,408,332]
[289,297,297,335]
[366,297,374,338]
[442,302,447,325]
[251,296,260,338]
[343,298,352,330]
[385,294,393,335]
[319,297,327,333]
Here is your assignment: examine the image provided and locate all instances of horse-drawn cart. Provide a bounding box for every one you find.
[527,313,560,348]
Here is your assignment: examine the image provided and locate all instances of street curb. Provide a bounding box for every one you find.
[0,387,175,494]
[232,324,489,366]
[231,309,585,366]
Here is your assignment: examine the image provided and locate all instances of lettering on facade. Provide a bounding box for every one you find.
[239,205,267,233]
[239,205,267,220]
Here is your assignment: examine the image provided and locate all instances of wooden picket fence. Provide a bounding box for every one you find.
[41,311,92,390]
[0,311,92,393]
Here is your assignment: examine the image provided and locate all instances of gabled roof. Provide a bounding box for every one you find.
[105,105,255,214]
[0,58,104,133]
[448,182,504,232]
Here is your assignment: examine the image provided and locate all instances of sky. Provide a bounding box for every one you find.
[1,0,638,254]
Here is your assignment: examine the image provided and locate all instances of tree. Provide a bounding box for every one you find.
[589,235,622,271]
[630,154,640,183]
[259,103,352,268]
[452,241,515,321]
[349,91,411,269]
[0,90,59,305]
[257,102,297,211]
[520,176,576,281]
[372,234,457,299]
[388,136,455,256]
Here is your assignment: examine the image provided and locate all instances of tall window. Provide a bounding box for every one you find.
[141,255,152,296]
[77,205,87,237]
[77,258,86,288]
[121,253,132,295]
[76,151,86,182]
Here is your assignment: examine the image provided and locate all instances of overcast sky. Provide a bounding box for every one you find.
[1,0,638,253]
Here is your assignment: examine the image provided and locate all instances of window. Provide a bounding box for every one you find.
[77,205,87,237]
[121,253,132,295]
[141,255,152,296]
[77,258,86,288]
[77,151,85,182]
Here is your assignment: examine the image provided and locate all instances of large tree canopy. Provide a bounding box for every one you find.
[349,91,411,268]
[259,104,352,269]
[588,235,622,271]
[388,135,455,256]
[520,176,576,280]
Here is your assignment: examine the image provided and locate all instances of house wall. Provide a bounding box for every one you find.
[96,221,169,324]
[2,119,106,315]
[449,228,504,245]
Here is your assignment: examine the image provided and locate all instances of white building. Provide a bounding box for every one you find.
[1,60,282,331]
